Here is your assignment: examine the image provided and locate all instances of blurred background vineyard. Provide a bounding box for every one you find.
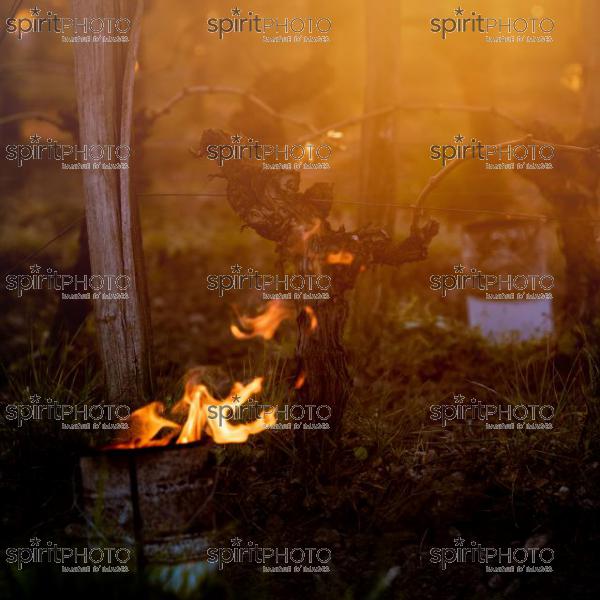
[1,0,599,598]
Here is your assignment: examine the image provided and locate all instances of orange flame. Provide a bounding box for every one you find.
[326,251,354,265]
[304,306,318,331]
[294,370,307,389]
[109,402,180,449]
[231,300,295,340]
[107,376,275,449]
[231,302,318,340]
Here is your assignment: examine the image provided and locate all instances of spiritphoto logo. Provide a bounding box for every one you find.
[5,537,132,573]
[206,537,332,573]
[430,394,554,430]
[5,6,131,42]
[208,394,331,431]
[5,135,131,170]
[4,264,131,300]
[430,6,555,43]
[4,394,131,430]
[430,134,554,170]
[205,134,332,170]
[207,7,332,43]
[207,264,331,300]
[429,265,554,299]
[429,536,554,574]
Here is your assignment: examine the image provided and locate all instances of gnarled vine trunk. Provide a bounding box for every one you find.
[199,128,438,435]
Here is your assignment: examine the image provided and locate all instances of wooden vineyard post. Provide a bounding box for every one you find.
[71,0,153,405]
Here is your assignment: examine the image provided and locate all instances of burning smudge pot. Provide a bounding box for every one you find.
[79,440,215,567]
[78,371,272,591]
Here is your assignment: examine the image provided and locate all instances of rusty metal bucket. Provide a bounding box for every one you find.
[79,441,214,566]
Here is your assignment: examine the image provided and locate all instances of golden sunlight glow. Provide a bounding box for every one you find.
[560,63,583,93]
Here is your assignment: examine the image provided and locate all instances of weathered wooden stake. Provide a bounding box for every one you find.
[72,0,152,404]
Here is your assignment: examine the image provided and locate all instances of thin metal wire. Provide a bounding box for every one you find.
[2,216,85,277]
[138,192,597,224]
[4,191,598,278]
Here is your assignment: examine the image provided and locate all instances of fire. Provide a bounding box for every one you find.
[304,306,318,331]
[231,300,295,340]
[326,251,354,265]
[231,302,318,340]
[107,376,275,449]
[109,402,180,449]
[294,370,307,389]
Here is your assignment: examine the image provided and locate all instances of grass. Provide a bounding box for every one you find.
[0,277,599,599]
